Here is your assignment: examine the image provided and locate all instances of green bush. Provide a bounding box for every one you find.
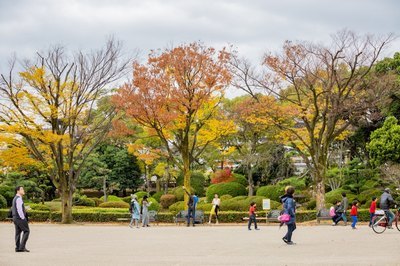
[122,196,132,204]
[160,194,177,209]
[0,194,7,209]
[168,201,185,214]
[325,189,355,205]
[90,198,104,207]
[206,182,247,201]
[277,177,306,190]
[256,185,284,201]
[171,187,185,201]
[0,185,14,206]
[305,199,316,210]
[219,196,281,212]
[220,195,233,201]
[134,191,148,199]
[148,197,160,211]
[27,203,51,211]
[232,173,248,187]
[152,191,164,202]
[73,195,96,207]
[100,195,123,202]
[99,201,130,208]
[190,171,206,196]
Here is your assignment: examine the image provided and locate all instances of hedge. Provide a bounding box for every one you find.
[100,195,123,202]
[256,185,284,201]
[134,191,148,199]
[73,195,96,207]
[99,201,130,208]
[152,191,163,202]
[206,182,247,201]
[0,208,382,223]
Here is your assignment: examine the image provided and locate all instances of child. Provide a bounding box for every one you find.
[350,201,359,229]
[369,197,377,227]
[248,202,259,230]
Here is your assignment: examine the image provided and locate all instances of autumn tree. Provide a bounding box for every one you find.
[0,39,129,223]
[232,30,394,209]
[224,95,287,195]
[113,42,234,204]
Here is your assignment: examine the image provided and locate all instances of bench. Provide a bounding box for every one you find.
[117,210,158,224]
[316,208,331,224]
[174,210,204,225]
[266,210,282,223]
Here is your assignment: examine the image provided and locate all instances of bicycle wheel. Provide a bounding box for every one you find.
[372,215,387,234]
[395,215,400,232]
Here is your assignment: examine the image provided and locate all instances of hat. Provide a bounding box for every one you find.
[384,188,390,193]
[131,194,137,200]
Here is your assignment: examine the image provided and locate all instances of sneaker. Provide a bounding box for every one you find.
[282,237,288,244]
[255,228,260,230]
[388,226,393,229]
[332,223,336,226]
[129,225,133,228]
[287,241,296,245]
[352,227,357,229]
[248,228,252,230]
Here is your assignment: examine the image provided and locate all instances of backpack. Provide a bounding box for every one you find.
[329,206,336,217]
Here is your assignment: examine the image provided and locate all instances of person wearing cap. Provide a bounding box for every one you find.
[129,194,141,228]
[380,188,395,229]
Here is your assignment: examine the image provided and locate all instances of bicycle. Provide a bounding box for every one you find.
[371,207,400,234]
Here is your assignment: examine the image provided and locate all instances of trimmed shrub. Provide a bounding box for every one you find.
[0,185,14,206]
[99,201,130,208]
[325,189,355,205]
[0,194,7,209]
[256,185,284,202]
[148,197,160,211]
[122,196,132,204]
[220,194,233,201]
[219,196,281,212]
[206,182,247,201]
[152,191,164,202]
[171,187,185,201]
[277,177,306,191]
[73,195,96,207]
[160,194,177,209]
[134,191,148,199]
[168,201,185,214]
[27,203,51,211]
[232,173,248,187]
[90,198,104,207]
[100,195,123,202]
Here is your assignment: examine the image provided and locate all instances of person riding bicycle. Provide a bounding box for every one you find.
[380,188,395,229]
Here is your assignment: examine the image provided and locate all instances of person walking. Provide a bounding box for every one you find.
[129,194,140,229]
[369,197,377,227]
[12,186,30,252]
[340,192,349,226]
[209,194,220,225]
[183,186,196,227]
[350,201,359,229]
[141,195,152,227]
[380,188,395,229]
[248,202,259,230]
[332,200,344,226]
[281,186,296,245]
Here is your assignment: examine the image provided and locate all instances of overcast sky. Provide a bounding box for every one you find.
[0,0,399,96]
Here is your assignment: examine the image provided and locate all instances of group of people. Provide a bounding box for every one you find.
[129,194,152,228]
[329,188,397,229]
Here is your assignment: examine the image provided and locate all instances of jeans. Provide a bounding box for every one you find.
[13,218,30,250]
[341,212,347,223]
[284,223,296,242]
[369,213,375,226]
[351,215,358,228]
[187,207,194,225]
[385,210,395,226]
[248,214,257,229]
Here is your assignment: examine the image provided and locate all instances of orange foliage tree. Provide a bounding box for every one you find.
[113,42,233,204]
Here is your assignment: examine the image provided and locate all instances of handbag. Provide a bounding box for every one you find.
[278,213,290,223]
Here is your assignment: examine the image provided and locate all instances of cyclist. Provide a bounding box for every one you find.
[380,188,395,229]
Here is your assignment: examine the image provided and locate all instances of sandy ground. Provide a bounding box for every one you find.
[0,222,399,266]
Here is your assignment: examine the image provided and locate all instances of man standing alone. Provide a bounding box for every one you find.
[12,186,30,252]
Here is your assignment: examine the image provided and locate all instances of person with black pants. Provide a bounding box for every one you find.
[281,186,296,245]
[12,186,30,252]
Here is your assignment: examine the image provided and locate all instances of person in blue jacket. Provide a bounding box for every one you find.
[281,186,296,245]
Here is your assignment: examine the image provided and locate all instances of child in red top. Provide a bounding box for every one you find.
[369,197,377,227]
[248,202,259,231]
[350,201,359,229]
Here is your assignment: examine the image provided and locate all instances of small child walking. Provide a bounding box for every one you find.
[350,201,359,229]
[369,197,377,227]
[248,202,259,231]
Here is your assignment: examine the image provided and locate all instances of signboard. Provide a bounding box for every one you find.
[262,199,271,210]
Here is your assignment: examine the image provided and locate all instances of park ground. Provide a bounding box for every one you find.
[0,222,399,266]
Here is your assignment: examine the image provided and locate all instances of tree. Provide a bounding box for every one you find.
[113,42,233,204]
[224,95,286,195]
[232,30,394,209]
[0,39,129,223]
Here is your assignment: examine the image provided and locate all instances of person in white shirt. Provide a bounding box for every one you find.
[11,186,30,252]
[209,194,220,224]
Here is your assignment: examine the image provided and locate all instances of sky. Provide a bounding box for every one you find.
[0,0,399,97]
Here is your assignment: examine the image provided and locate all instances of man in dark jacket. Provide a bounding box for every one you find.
[12,186,30,252]
[183,186,197,227]
[380,188,395,229]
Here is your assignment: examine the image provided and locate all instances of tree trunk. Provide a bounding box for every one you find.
[315,180,326,211]
[182,147,191,209]
[103,176,107,202]
[60,186,73,224]
[247,164,254,196]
